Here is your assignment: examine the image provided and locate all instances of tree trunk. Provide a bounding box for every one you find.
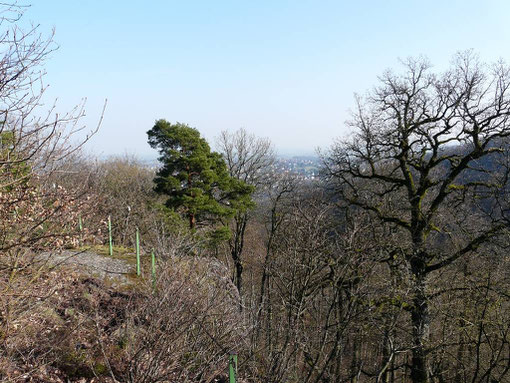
[230,214,247,308]
[187,166,195,230]
[233,251,243,310]
[409,265,430,383]
[189,212,195,229]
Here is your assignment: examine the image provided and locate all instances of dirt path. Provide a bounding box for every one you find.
[40,249,135,283]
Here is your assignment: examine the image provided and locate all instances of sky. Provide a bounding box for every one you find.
[19,1,510,158]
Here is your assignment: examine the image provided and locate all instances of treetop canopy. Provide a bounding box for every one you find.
[147,119,254,230]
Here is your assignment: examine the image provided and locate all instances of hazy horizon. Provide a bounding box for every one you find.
[25,1,510,157]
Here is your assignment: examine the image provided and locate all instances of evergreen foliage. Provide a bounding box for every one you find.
[147,119,254,230]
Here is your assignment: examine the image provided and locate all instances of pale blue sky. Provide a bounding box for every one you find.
[24,1,510,157]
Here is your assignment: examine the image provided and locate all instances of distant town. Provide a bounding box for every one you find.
[270,156,321,180]
[144,155,322,180]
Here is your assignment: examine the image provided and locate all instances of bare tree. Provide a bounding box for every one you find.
[0,4,103,377]
[249,183,375,383]
[324,52,510,383]
[0,6,100,183]
[254,173,297,344]
[0,2,102,258]
[217,128,275,302]
[111,258,247,383]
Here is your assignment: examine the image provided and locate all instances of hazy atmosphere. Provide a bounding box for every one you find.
[5,2,510,382]
[29,0,510,157]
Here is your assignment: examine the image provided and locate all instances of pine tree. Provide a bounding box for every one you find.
[147,119,254,230]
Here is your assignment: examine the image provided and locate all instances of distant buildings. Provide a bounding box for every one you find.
[147,155,323,181]
[268,156,321,181]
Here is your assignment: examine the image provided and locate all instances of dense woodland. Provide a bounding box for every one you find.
[3,3,510,383]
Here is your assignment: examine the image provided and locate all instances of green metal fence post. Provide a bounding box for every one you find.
[229,353,237,383]
[78,216,83,246]
[108,215,113,256]
[151,250,156,288]
[136,227,141,276]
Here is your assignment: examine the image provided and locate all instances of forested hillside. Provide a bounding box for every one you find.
[3,3,510,383]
